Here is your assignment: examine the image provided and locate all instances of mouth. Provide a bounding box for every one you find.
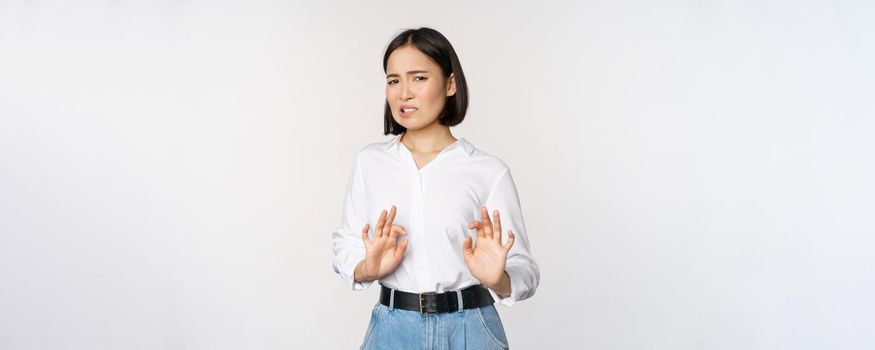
[399,106,418,117]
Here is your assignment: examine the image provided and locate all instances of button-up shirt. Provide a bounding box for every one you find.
[330,133,539,306]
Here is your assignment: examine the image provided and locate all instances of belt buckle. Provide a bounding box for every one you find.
[419,291,438,316]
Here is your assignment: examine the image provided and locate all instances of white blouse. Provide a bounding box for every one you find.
[330,134,539,307]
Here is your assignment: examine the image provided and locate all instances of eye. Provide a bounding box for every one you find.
[414,76,427,81]
[387,79,398,85]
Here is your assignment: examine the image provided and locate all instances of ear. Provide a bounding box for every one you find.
[446,73,457,97]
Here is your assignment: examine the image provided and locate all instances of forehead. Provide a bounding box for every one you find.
[386,46,440,73]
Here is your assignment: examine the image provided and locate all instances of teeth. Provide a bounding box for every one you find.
[402,108,415,112]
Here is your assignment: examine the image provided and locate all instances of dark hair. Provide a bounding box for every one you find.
[382,27,469,135]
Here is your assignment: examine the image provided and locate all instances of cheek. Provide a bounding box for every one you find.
[385,89,398,107]
[421,83,445,104]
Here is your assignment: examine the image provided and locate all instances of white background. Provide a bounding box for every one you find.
[1,1,874,349]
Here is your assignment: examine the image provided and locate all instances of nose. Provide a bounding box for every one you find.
[400,81,413,100]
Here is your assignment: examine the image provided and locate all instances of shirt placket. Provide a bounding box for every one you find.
[397,140,458,293]
[411,168,431,291]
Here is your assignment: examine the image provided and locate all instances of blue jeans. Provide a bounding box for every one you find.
[360,302,510,349]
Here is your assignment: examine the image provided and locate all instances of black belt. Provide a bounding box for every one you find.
[379,284,495,315]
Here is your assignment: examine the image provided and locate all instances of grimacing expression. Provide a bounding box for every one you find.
[385,46,456,131]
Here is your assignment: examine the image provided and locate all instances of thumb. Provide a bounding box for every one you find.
[504,229,515,250]
[395,239,409,258]
[361,224,370,246]
[462,236,474,257]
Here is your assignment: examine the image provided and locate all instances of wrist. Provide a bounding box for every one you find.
[354,260,374,283]
[484,271,511,295]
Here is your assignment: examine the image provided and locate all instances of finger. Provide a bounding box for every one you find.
[462,236,474,257]
[383,205,397,237]
[481,207,494,239]
[492,210,502,241]
[504,229,516,250]
[394,239,409,259]
[469,220,485,237]
[375,210,387,237]
[361,223,371,245]
[389,224,407,238]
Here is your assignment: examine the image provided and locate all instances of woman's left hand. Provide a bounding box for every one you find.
[463,207,515,289]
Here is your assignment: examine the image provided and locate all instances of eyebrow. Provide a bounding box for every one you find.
[386,70,430,78]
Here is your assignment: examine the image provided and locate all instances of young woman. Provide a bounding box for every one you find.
[330,27,540,349]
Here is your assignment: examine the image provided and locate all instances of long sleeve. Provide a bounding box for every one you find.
[330,153,374,291]
[483,167,540,307]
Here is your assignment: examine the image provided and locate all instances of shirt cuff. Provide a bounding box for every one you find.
[487,266,529,307]
[335,255,375,291]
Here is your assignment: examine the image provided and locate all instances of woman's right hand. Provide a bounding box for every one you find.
[356,205,409,283]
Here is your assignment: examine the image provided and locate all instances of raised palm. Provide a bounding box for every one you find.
[463,207,515,288]
[360,205,409,281]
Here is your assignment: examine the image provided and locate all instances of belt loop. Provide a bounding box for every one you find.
[389,288,395,310]
[456,289,463,312]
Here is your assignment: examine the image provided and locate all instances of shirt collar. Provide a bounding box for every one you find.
[384,133,474,158]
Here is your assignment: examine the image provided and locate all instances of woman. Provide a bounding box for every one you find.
[330,27,540,349]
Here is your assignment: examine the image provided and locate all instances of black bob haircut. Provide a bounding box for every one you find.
[382,27,469,135]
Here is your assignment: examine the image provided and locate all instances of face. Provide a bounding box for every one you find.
[385,45,456,131]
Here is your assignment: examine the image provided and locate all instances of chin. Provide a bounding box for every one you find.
[393,113,437,132]
[393,118,420,131]
[401,123,431,132]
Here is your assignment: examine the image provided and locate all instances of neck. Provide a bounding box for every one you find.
[401,123,457,153]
